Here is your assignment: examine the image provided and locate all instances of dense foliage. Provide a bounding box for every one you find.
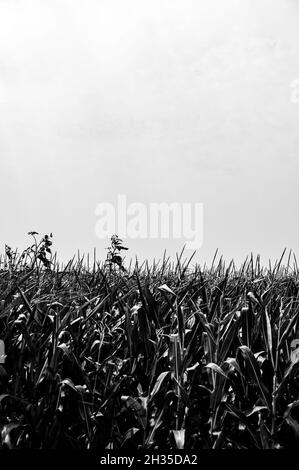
[0,236,299,449]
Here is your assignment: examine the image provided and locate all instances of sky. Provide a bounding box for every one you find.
[0,0,299,267]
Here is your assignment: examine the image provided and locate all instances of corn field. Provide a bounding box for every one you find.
[0,239,299,449]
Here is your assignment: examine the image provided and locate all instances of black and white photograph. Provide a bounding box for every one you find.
[0,0,299,460]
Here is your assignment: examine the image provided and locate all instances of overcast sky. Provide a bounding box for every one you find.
[0,0,299,266]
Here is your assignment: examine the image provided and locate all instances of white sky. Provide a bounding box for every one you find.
[0,0,299,266]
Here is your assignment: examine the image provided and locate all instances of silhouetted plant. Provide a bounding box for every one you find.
[105,234,128,272]
[4,232,54,272]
